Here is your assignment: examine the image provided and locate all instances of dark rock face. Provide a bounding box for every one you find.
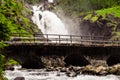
[107,54,120,66]
[79,15,116,40]
[64,54,90,66]
[14,77,25,80]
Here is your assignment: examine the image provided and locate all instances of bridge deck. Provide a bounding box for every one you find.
[5,42,120,47]
[6,33,120,47]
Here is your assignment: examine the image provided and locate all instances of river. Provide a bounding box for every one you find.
[4,65,120,80]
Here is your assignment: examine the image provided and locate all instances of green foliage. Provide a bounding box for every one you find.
[0,13,12,41]
[57,0,120,16]
[0,41,8,80]
[0,54,5,73]
[0,0,39,40]
[111,32,120,40]
[0,0,39,79]
[6,59,19,66]
[96,6,120,17]
[0,54,5,80]
[0,41,7,50]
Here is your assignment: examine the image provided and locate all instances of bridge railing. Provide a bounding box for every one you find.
[7,33,120,46]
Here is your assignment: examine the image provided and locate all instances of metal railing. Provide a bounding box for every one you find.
[7,33,120,46]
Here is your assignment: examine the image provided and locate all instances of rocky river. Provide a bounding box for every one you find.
[4,65,120,80]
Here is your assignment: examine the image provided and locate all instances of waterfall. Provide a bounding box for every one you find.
[31,5,68,38]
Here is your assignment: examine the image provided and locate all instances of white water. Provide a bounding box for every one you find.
[4,66,120,80]
[48,0,54,3]
[31,5,68,38]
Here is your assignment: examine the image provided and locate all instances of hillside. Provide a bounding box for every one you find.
[54,0,120,40]
[0,0,39,41]
[79,6,120,40]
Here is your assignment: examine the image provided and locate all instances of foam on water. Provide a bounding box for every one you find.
[4,66,120,80]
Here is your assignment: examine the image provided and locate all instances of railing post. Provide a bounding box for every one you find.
[46,34,48,43]
[79,36,81,44]
[90,35,92,40]
[59,35,60,44]
[33,33,35,43]
[90,35,93,45]
[70,35,72,44]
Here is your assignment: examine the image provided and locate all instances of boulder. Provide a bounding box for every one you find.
[14,77,25,80]
[64,54,90,66]
[107,64,120,74]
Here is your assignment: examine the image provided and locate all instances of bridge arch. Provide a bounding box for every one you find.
[107,54,120,66]
[64,53,90,66]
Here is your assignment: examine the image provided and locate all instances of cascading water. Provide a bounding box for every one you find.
[31,5,68,38]
[4,66,120,80]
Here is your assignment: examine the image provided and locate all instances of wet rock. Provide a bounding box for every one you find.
[95,66,106,74]
[99,70,108,75]
[83,65,107,75]
[56,73,61,76]
[5,65,14,71]
[14,77,25,80]
[65,66,82,76]
[83,65,96,75]
[60,67,67,72]
[64,54,90,67]
[107,67,118,74]
[66,71,77,77]
[68,66,74,71]
[66,70,71,75]
[54,67,62,71]
[46,67,55,71]
[107,64,120,74]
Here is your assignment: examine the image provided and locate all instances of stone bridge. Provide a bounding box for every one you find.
[3,34,120,68]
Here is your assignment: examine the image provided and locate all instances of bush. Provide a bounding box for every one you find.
[0,41,7,80]
[6,59,19,66]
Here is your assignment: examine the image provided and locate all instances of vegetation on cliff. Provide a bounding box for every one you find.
[0,0,39,41]
[57,0,120,15]
[0,41,7,80]
[80,6,120,40]
[0,54,5,80]
[0,0,39,79]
